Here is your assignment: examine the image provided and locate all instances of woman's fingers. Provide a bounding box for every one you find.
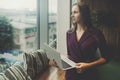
[49,59,58,67]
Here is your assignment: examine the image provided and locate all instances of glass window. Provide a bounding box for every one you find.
[72,0,78,5]
[48,0,57,49]
[0,0,37,72]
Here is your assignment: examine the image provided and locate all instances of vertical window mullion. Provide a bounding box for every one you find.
[37,0,40,49]
[39,0,48,48]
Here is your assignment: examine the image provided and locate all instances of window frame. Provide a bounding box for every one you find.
[37,0,49,49]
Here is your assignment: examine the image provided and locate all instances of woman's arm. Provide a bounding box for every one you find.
[75,57,106,72]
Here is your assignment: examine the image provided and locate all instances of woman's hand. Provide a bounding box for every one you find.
[75,62,91,73]
[49,59,58,67]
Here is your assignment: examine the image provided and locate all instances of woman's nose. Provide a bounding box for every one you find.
[71,13,74,18]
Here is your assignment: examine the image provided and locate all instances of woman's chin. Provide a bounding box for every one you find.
[72,21,76,24]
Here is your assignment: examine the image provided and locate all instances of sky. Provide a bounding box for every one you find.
[0,0,57,13]
[49,0,57,13]
[0,0,36,10]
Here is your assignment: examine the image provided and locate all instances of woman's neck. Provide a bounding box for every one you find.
[76,24,84,32]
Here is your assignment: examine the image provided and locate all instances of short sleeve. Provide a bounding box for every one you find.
[97,31,110,62]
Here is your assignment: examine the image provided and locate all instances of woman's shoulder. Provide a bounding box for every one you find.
[87,27,105,42]
[66,28,74,34]
[87,27,103,36]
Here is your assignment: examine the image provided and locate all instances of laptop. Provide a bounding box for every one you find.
[42,43,75,70]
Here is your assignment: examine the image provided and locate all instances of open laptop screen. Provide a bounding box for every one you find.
[42,43,75,70]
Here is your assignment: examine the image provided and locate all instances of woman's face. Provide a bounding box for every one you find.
[71,5,81,24]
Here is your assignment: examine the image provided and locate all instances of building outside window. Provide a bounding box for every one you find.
[0,0,37,72]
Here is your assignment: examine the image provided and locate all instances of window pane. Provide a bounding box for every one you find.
[48,0,57,49]
[0,0,37,72]
[72,0,78,5]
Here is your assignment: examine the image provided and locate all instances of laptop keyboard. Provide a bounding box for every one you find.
[61,60,72,68]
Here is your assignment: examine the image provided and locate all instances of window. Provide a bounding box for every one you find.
[72,0,78,5]
[0,0,37,72]
[48,0,57,49]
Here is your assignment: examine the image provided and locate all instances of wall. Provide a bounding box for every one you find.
[57,0,70,55]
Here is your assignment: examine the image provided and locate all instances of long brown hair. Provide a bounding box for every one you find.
[72,3,93,31]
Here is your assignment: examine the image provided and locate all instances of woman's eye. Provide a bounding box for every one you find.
[74,11,79,13]
[71,11,79,14]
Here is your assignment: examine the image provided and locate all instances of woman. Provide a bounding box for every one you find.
[66,3,108,80]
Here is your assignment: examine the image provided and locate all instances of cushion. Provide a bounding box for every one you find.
[0,73,8,80]
[4,62,32,80]
[23,49,49,79]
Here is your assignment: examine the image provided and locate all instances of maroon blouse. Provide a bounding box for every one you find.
[65,28,108,80]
